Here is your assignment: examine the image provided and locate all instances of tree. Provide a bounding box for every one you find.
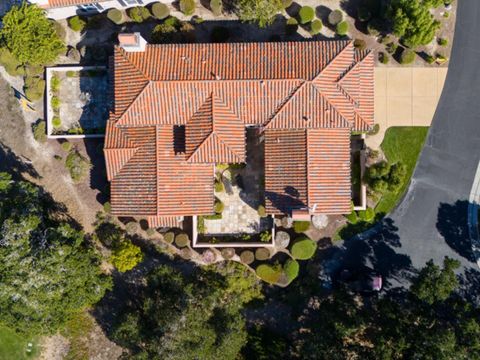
[0,4,65,66]
[0,173,111,334]
[386,0,440,47]
[111,262,262,359]
[410,257,460,304]
[236,0,283,28]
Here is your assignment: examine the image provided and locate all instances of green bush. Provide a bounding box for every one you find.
[286,17,298,35]
[260,230,272,243]
[51,96,60,111]
[128,6,151,22]
[151,22,177,44]
[214,180,224,192]
[291,236,317,260]
[298,6,314,24]
[257,205,266,217]
[164,232,175,244]
[107,8,123,24]
[125,221,138,235]
[32,120,47,143]
[345,210,358,224]
[68,16,86,32]
[256,264,282,284]
[52,116,61,128]
[50,75,60,92]
[282,0,292,8]
[425,54,436,64]
[400,49,416,64]
[214,199,224,214]
[51,20,66,41]
[310,19,322,35]
[24,76,45,101]
[379,52,390,64]
[368,123,380,135]
[180,0,196,15]
[175,233,190,247]
[353,39,366,50]
[438,38,448,46]
[388,162,407,191]
[66,70,77,77]
[210,0,222,16]
[358,207,375,222]
[221,248,235,260]
[26,64,44,77]
[240,250,254,264]
[357,6,371,22]
[0,47,24,76]
[151,3,170,19]
[386,42,398,55]
[255,248,271,261]
[284,259,299,283]
[293,221,310,233]
[336,21,349,35]
[103,201,111,213]
[65,150,90,182]
[60,141,71,152]
[328,9,343,26]
[110,239,143,272]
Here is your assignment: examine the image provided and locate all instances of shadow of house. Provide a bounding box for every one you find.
[436,200,475,262]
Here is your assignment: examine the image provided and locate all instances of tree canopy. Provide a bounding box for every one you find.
[0,3,65,65]
[111,262,262,359]
[0,173,111,334]
[386,0,440,47]
[236,0,283,28]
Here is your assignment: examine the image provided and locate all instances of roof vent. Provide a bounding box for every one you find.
[118,33,146,52]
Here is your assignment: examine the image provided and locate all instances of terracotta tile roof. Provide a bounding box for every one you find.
[147,216,183,228]
[105,40,374,223]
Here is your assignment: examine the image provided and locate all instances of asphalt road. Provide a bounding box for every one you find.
[326,0,480,291]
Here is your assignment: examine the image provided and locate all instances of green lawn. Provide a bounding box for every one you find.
[375,126,429,215]
[0,325,39,359]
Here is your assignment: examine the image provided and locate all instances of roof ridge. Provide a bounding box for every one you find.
[116,46,151,81]
[313,40,353,81]
[264,81,307,129]
[116,81,152,125]
[104,147,139,180]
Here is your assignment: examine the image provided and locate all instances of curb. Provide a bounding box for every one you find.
[469,161,480,268]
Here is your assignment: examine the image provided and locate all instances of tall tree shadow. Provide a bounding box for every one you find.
[436,200,475,262]
[0,142,40,179]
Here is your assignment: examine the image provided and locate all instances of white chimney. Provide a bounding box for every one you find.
[118,33,146,52]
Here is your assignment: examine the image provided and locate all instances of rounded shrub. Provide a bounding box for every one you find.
[336,21,349,36]
[214,199,224,214]
[291,236,317,260]
[61,141,72,152]
[298,6,315,24]
[110,240,143,272]
[180,247,193,259]
[52,116,61,128]
[175,233,190,247]
[275,231,290,248]
[221,247,235,260]
[282,0,293,8]
[151,3,170,19]
[256,264,282,284]
[255,248,271,261]
[368,123,380,135]
[240,250,254,265]
[164,232,175,244]
[68,16,86,32]
[180,0,196,16]
[293,221,310,233]
[353,39,366,51]
[286,17,298,35]
[358,207,375,222]
[438,38,448,46]
[125,221,138,235]
[214,180,224,192]
[202,249,216,263]
[24,76,45,101]
[210,0,222,16]
[400,49,416,65]
[145,228,156,237]
[107,8,123,24]
[33,121,47,143]
[51,96,60,111]
[310,19,322,35]
[128,6,151,23]
[257,205,266,217]
[328,9,343,26]
[103,201,111,213]
[345,210,358,224]
[284,259,299,283]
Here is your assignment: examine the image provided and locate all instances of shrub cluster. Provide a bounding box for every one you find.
[65,149,91,182]
[366,160,407,193]
[32,120,47,143]
[128,6,151,23]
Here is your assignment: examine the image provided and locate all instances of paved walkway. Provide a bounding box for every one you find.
[367,67,448,149]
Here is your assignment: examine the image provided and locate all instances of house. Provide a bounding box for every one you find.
[28,0,165,19]
[105,34,374,229]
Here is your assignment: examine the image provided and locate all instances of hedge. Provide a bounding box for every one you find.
[180,0,196,16]
[256,264,282,284]
[68,16,86,32]
[298,6,315,24]
[291,236,317,260]
[240,250,254,264]
[336,21,349,36]
[107,8,123,24]
[284,259,299,283]
[175,233,190,247]
[293,221,310,233]
[328,9,343,26]
[310,19,322,35]
[151,3,170,19]
[164,232,175,244]
[255,248,271,261]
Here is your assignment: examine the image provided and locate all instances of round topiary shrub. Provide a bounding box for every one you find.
[298,6,315,24]
[146,228,156,237]
[281,216,293,229]
[336,21,349,36]
[164,232,175,244]
[257,205,266,217]
[175,233,190,247]
[284,259,300,283]
[286,17,298,35]
[61,141,72,152]
[255,248,271,261]
[52,116,61,128]
[106,8,123,24]
[310,19,322,35]
[256,264,282,284]
[282,0,293,8]
[202,249,216,263]
[210,0,222,16]
[214,180,224,192]
[345,210,358,224]
[151,3,170,19]
[214,199,224,214]
[400,49,416,65]
[240,250,254,265]
[328,9,343,26]
[221,247,235,260]
[180,0,196,16]
[103,201,111,213]
[353,39,366,51]
[293,221,310,233]
[291,236,317,260]
[180,247,193,259]
[275,231,290,248]
[125,221,138,235]
[68,16,86,32]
